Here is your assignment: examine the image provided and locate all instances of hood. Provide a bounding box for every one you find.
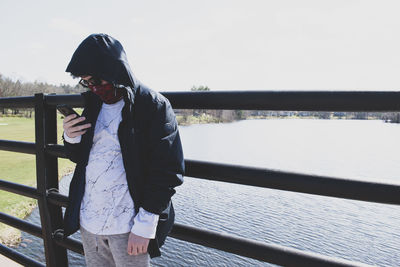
[66,33,139,92]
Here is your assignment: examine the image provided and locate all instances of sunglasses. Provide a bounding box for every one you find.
[79,77,102,88]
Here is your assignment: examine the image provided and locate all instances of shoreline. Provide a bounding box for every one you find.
[0,167,75,248]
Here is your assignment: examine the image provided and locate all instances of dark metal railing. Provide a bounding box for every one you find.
[44,91,400,111]
[1,91,399,266]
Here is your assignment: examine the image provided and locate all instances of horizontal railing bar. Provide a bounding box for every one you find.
[45,94,84,107]
[0,212,42,238]
[169,223,371,267]
[44,91,400,111]
[53,232,84,255]
[45,154,400,206]
[45,144,66,158]
[0,140,36,154]
[47,191,68,207]
[0,179,40,199]
[164,91,400,111]
[0,96,35,108]
[185,160,400,205]
[0,243,45,267]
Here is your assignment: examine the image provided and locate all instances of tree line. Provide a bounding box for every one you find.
[176,85,249,124]
[1,74,398,122]
[0,73,83,117]
[247,110,400,121]
[0,73,82,97]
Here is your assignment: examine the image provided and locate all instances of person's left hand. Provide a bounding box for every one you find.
[127,232,150,255]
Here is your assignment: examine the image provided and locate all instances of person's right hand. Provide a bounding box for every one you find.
[63,114,91,138]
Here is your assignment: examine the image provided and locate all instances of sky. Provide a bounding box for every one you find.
[1,0,400,92]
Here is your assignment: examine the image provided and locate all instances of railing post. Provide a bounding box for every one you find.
[34,93,68,267]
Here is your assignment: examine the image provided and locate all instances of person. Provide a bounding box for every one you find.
[61,33,185,267]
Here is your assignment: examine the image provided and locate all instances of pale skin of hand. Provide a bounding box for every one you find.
[63,114,91,138]
[127,233,150,255]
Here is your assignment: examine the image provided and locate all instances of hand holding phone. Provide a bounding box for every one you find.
[58,105,91,138]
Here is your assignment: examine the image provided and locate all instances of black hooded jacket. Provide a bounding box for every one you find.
[62,33,185,258]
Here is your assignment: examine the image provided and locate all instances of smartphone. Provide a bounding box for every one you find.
[57,104,86,126]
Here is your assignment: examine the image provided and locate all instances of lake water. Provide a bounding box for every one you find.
[15,119,400,266]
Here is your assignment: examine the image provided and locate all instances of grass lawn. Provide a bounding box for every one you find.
[0,112,79,246]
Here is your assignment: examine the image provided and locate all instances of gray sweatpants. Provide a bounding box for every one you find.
[80,226,150,267]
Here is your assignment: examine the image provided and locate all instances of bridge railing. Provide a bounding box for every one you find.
[0,91,399,267]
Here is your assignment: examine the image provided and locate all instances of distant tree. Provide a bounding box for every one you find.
[235,110,243,119]
[191,85,210,91]
[190,85,210,116]
[188,85,250,121]
[319,112,331,119]
[355,112,367,120]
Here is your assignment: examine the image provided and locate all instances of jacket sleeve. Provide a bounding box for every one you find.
[141,99,185,215]
[62,133,83,164]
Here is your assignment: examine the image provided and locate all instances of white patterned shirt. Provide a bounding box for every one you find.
[64,99,159,238]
